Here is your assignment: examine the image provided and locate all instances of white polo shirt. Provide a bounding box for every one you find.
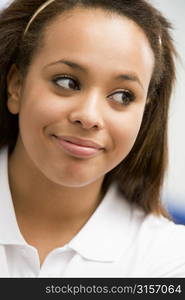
[0,146,185,278]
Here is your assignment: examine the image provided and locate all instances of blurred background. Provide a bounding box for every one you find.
[1,0,185,224]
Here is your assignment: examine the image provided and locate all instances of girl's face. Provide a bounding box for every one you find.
[7,7,154,187]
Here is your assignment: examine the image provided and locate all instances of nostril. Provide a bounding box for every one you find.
[69,113,104,130]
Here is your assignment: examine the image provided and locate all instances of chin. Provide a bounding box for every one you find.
[57,180,98,188]
[39,162,105,188]
[49,173,101,188]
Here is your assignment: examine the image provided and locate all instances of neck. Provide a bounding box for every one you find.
[8,144,104,225]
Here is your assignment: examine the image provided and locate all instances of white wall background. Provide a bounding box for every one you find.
[1,0,185,207]
[0,0,12,9]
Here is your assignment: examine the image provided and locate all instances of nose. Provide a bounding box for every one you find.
[68,91,104,130]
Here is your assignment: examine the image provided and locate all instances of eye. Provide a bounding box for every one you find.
[53,75,80,91]
[109,90,135,106]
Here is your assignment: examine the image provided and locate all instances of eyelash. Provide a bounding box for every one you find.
[52,75,80,90]
[52,75,136,106]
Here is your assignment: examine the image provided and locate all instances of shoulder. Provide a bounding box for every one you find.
[122,205,185,277]
[131,197,185,245]
[103,184,185,276]
[108,183,185,249]
[137,212,185,246]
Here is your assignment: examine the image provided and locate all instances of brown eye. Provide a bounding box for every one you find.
[53,76,80,90]
[109,90,135,105]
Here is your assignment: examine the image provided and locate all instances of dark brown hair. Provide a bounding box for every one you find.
[0,0,176,216]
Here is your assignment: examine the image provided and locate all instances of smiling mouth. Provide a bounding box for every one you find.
[52,135,104,158]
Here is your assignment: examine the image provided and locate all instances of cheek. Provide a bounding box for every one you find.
[19,101,45,134]
[19,94,63,135]
[110,107,145,158]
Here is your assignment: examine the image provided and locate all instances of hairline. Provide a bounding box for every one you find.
[21,4,156,90]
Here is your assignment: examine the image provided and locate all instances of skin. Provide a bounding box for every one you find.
[7,7,154,264]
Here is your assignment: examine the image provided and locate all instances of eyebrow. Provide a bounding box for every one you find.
[45,59,144,90]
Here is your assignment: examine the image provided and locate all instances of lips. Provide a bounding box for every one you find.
[52,135,104,158]
[55,135,104,149]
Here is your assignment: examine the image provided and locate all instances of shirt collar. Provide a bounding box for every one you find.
[68,183,133,262]
[0,147,26,245]
[0,146,133,262]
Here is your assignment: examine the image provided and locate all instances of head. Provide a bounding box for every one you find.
[0,0,176,215]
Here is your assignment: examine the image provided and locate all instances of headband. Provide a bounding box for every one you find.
[23,0,163,50]
[24,0,56,36]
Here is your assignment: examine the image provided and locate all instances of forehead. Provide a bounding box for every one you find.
[31,7,154,85]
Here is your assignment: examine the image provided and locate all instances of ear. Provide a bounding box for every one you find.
[7,64,23,115]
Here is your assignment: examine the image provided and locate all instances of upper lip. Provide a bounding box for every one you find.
[53,135,104,150]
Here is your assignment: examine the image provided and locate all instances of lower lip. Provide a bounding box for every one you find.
[52,136,103,158]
